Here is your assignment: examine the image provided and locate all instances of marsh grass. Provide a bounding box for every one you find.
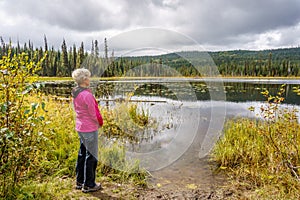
[98,141,148,186]
[98,93,152,186]
[101,92,157,144]
[212,85,300,199]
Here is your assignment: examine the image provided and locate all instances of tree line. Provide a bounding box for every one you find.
[1,36,300,77]
[210,49,300,77]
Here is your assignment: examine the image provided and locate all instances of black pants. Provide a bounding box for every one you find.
[76,132,98,187]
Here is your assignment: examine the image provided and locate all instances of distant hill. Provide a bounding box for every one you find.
[209,47,300,63]
[119,47,300,77]
[122,47,300,62]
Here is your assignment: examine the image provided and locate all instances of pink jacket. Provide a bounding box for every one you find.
[72,88,103,132]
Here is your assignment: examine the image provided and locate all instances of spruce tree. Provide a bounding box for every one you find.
[61,39,69,76]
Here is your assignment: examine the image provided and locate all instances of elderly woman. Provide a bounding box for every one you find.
[71,68,103,193]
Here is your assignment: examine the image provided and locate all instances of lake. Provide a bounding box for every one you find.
[42,78,300,104]
[42,78,300,189]
[42,78,300,171]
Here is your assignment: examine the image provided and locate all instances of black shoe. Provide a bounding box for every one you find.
[76,182,83,190]
[82,184,102,193]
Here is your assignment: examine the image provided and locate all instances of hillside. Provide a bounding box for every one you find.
[121,47,300,77]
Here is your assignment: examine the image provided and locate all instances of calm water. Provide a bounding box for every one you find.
[43,78,300,187]
[91,78,300,104]
[42,78,300,104]
[43,79,300,148]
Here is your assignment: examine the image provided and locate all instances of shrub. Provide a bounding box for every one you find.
[0,49,46,198]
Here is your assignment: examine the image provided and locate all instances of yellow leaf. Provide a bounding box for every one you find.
[186,183,197,189]
[156,183,161,188]
[248,106,255,112]
[267,175,274,179]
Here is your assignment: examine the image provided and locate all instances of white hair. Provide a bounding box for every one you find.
[72,68,91,85]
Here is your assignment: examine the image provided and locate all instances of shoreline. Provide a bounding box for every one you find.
[38,76,300,82]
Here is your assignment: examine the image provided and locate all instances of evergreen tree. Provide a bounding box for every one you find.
[91,40,94,56]
[16,40,21,55]
[76,42,84,69]
[72,44,77,70]
[43,34,49,76]
[104,38,109,65]
[61,39,70,76]
[94,39,99,57]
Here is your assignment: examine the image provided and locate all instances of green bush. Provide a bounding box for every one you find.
[0,49,46,198]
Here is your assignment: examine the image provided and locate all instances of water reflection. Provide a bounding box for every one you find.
[125,97,300,170]
[41,79,300,105]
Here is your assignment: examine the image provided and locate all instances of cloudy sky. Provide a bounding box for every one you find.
[1,0,300,54]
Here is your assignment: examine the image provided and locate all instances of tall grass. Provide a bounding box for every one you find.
[212,85,300,199]
[98,95,152,185]
[0,94,149,199]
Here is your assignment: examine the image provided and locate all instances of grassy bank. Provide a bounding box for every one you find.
[212,87,300,199]
[0,94,149,199]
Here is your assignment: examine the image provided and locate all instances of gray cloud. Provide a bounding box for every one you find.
[181,0,300,43]
[1,0,123,31]
[0,0,299,51]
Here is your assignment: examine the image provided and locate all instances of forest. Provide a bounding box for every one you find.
[0,36,300,77]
